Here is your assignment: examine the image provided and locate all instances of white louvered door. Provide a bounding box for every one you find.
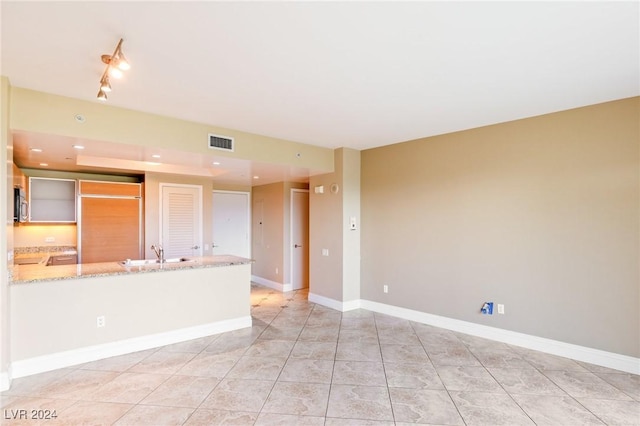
[160,184,203,258]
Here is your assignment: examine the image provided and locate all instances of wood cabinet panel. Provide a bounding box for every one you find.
[80,197,141,263]
[79,181,141,197]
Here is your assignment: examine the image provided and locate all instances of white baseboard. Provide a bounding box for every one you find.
[252,275,292,292]
[308,294,639,375]
[0,366,11,392]
[309,292,354,311]
[10,316,252,380]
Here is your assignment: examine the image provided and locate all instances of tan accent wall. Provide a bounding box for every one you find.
[361,97,640,357]
[1,76,12,385]
[9,87,334,173]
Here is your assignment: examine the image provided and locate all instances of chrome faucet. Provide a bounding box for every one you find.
[151,244,165,263]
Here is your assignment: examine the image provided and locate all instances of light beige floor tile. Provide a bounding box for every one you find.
[338,329,378,344]
[226,356,287,380]
[90,372,169,404]
[325,419,394,426]
[278,358,334,384]
[332,361,386,386]
[77,349,158,372]
[290,341,337,360]
[595,372,640,401]
[244,339,295,358]
[327,385,393,421]
[183,408,258,425]
[513,348,590,372]
[436,365,505,393]
[449,391,534,425]
[128,351,196,375]
[113,404,193,425]
[384,362,444,389]
[261,381,330,416]
[380,344,430,363]
[390,388,464,425]
[298,326,340,342]
[255,412,324,425]
[201,378,274,412]
[35,369,120,400]
[339,317,377,330]
[426,345,482,367]
[258,325,303,341]
[2,368,75,396]
[488,367,565,396]
[377,329,421,345]
[543,370,634,400]
[51,400,134,426]
[511,394,604,425]
[139,375,218,408]
[470,346,533,369]
[577,397,640,426]
[159,335,218,353]
[335,341,382,362]
[177,348,245,379]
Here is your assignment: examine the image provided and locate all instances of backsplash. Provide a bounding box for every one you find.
[14,246,77,255]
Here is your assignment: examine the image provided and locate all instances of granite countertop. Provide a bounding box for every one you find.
[14,248,78,266]
[10,255,253,284]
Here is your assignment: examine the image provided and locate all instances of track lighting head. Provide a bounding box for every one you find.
[97,38,130,100]
[97,89,108,101]
[100,76,112,92]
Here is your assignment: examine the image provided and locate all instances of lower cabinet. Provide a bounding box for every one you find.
[47,254,78,266]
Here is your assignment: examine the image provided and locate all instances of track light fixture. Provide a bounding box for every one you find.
[97,38,130,101]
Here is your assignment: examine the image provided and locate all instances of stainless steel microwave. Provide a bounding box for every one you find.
[14,187,28,222]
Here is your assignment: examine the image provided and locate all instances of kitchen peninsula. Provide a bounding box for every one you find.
[9,255,253,379]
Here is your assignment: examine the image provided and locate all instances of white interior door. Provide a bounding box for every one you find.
[212,191,250,257]
[291,189,309,290]
[161,184,203,258]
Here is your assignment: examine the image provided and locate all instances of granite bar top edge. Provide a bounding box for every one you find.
[10,255,254,285]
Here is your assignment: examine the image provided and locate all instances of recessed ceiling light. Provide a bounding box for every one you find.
[39,163,48,167]
[72,145,85,150]
[253,176,259,179]
[213,161,221,166]
[30,148,42,153]
[151,154,161,159]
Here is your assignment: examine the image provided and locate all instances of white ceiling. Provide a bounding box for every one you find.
[2,1,639,178]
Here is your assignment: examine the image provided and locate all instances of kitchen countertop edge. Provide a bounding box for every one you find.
[10,255,254,285]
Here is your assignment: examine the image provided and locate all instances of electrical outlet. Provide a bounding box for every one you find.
[322,249,329,256]
[275,267,279,275]
[383,285,388,293]
[45,237,55,243]
[497,304,505,314]
[96,316,106,328]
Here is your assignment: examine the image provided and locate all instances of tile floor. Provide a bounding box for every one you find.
[1,283,639,425]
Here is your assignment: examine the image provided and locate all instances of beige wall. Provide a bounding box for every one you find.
[251,181,309,285]
[1,76,12,385]
[361,97,640,357]
[309,148,361,302]
[10,87,334,174]
[252,183,285,283]
[11,264,251,361]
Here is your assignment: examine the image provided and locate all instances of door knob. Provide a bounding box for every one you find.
[294,244,302,248]
[192,245,200,250]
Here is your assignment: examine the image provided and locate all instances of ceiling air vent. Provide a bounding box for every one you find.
[208,133,235,152]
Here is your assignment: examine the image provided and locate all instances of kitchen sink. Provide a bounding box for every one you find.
[120,257,193,266]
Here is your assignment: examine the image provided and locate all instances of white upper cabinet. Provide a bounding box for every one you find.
[29,177,77,223]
